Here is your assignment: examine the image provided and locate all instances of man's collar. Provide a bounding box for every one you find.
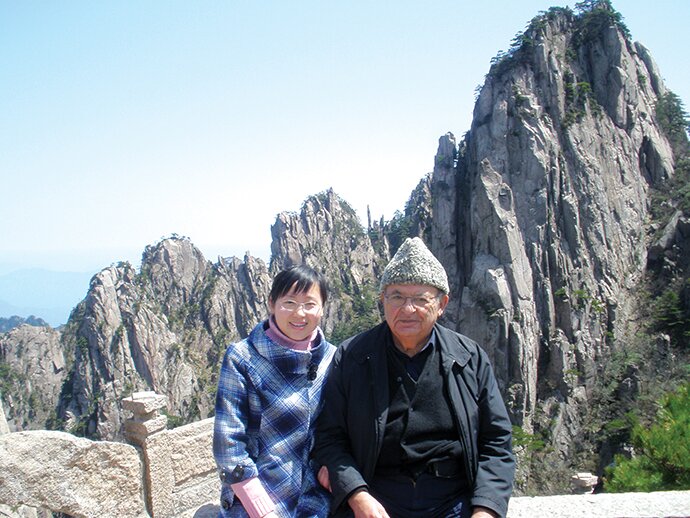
[390,328,436,358]
[418,328,436,354]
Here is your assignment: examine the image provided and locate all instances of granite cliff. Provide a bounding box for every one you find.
[1,2,688,495]
[427,5,688,489]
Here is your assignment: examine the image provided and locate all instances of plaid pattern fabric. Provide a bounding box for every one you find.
[214,320,336,517]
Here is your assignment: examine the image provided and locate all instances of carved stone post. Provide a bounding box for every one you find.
[122,391,168,447]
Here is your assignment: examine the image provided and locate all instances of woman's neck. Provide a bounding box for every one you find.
[266,316,318,351]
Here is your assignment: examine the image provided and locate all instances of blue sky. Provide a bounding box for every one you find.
[2,1,689,276]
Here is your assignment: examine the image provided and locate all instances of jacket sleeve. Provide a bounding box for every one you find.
[213,344,260,510]
[312,344,368,513]
[470,347,516,518]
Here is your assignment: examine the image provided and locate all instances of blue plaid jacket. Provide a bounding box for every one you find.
[213,320,336,517]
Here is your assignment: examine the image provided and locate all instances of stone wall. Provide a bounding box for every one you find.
[143,418,218,517]
[1,391,688,517]
[0,392,218,518]
[0,430,148,517]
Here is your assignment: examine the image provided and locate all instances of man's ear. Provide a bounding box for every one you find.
[437,294,450,316]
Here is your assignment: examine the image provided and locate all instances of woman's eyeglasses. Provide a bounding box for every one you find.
[278,300,322,314]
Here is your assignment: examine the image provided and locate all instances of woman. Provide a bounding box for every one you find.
[213,265,335,518]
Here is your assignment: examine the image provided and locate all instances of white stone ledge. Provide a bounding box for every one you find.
[508,490,690,517]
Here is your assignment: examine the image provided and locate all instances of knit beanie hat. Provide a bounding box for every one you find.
[380,237,449,294]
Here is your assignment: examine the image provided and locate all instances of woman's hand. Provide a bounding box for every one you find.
[471,506,499,518]
[317,465,331,492]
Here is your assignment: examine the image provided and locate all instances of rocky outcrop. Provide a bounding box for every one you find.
[424,6,682,477]
[0,316,49,333]
[648,210,690,279]
[53,240,272,440]
[0,325,66,431]
[270,189,388,340]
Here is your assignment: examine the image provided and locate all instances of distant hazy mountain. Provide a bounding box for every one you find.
[0,268,94,327]
[0,315,49,333]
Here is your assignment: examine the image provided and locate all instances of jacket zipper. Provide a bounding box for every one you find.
[449,359,475,486]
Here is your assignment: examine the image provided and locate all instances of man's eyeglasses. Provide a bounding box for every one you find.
[383,293,439,309]
[278,300,322,314]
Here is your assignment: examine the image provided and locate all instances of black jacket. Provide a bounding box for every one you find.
[312,322,515,517]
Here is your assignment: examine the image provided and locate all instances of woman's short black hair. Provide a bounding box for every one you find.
[269,265,329,305]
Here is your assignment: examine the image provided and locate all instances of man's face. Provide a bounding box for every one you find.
[381,284,448,352]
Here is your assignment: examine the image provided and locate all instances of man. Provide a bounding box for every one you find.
[313,237,514,518]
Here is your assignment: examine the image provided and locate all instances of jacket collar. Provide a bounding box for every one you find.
[435,323,471,368]
[248,320,327,374]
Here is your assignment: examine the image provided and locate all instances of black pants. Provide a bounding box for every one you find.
[368,473,470,518]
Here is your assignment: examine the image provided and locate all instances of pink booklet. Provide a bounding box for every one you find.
[231,477,276,518]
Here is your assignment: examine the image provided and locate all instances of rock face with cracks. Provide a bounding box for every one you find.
[426,9,679,465]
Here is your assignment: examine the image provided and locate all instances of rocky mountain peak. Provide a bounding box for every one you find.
[140,236,210,314]
[270,189,386,339]
[423,5,686,490]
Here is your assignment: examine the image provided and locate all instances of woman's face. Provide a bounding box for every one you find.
[269,283,324,341]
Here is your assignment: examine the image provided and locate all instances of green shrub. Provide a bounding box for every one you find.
[162,409,185,429]
[0,362,23,396]
[512,425,547,452]
[606,383,690,492]
[652,286,690,349]
[656,91,690,157]
[330,285,382,345]
[574,0,630,42]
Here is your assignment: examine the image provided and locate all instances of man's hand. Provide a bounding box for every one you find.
[472,506,499,518]
[348,490,391,518]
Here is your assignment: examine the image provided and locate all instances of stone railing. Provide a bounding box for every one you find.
[0,391,219,518]
[1,391,689,517]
